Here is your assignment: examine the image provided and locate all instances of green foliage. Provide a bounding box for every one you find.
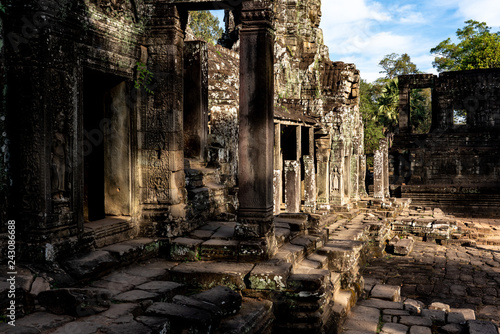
[376,78,400,134]
[360,79,385,154]
[379,53,419,79]
[431,20,500,72]
[189,11,223,45]
[134,62,154,95]
[0,4,5,13]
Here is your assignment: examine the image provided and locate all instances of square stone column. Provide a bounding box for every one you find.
[359,155,368,197]
[381,138,390,199]
[303,155,316,213]
[284,160,301,213]
[330,138,345,206]
[236,1,276,258]
[315,134,331,210]
[373,147,384,202]
[183,41,208,161]
[141,4,187,229]
[274,123,282,214]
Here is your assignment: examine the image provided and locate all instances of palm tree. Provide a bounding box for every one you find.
[376,78,399,135]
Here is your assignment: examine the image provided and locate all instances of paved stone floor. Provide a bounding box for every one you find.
[361,223,500,328]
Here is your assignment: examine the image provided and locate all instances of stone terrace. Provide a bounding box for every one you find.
[1,202,500,333]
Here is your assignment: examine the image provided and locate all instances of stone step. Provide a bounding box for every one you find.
[85,217,135,248]
[63,238,161,281]
[275,213,310,233]
[167,261,254,290]
[331,289,358,334]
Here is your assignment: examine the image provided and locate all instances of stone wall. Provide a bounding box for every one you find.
[392,69,500,217]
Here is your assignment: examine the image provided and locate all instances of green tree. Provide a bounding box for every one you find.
[431,20,500,72]
[379,53,419,79]
[360,79,385,154]
[376,78,400,135]
[189,11,223,45]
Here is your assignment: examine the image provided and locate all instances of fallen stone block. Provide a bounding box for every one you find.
[38,288,110,317]
[394,238,414,256]
[370,284,401,302]
[63,251,118,279]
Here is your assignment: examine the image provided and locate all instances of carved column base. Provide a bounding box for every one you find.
[235,208,276,260]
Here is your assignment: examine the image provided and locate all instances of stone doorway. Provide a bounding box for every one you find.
[83,69,131,222]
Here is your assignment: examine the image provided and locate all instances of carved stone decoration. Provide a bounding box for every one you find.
[90,0,136,21]
[51,132,67,199]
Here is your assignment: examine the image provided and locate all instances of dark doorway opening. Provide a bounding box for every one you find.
[83,69,131,222]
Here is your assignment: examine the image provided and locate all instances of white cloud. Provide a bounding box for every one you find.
[456,0,500,27]
[320,0,390,25]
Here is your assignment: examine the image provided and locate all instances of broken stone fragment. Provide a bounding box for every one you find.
[404,299,425,315]
[38,288,110,317]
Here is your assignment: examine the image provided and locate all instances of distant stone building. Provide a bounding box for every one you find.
[391,69,500,217]
[1,0,365,262]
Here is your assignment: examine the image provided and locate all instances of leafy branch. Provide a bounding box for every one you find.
[134,61,154,95]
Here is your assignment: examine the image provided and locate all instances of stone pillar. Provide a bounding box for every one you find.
[330,139,345,206]
[309,127,315,160]
[381,138,390,199]
[315,134,331,210]
[236,1,276,258]
[274,123,282,214]
[183,41,208,161]
[303,155,316,213]
[359,155,368,197]
[141,4,187,229]
[373,139,386,202]
[351,155,359,201]
[284,160,301,213]
[273,169,281,215]
[399,81,411,133]
[296,125,302,159]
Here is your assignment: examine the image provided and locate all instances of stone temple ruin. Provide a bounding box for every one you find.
[392,70,500,217]
[0,0,500,333]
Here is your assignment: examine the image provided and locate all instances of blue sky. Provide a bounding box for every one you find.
[212,0,500,82]
[320,0,500,82]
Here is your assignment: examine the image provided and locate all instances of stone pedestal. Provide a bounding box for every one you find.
[303,155,316,213]
[235,1,276,258]
[284,160,301,213]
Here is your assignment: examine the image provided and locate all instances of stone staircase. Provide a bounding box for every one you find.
[165,200,407,333]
